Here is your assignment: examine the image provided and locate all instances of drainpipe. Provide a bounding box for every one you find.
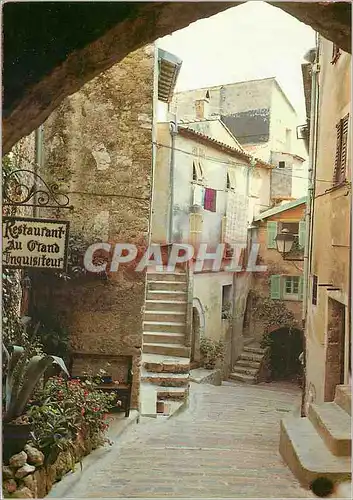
[34,125,44,218]
[301,34,320,415]
[168,119,178,244]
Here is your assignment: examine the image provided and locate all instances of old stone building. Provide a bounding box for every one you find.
[172,77,308,200]
[151,93,274,381]
[280,36,351,486]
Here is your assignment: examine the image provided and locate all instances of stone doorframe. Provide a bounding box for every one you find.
[191,298,205,363]
[324,290,349,400]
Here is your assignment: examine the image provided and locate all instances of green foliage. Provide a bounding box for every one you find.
[3,344,69,423]
[28,376,116,465]
[250,291,298,339]
[200,337,225,370]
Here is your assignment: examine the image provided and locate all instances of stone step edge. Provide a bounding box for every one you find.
[145,299,187,304]
[144,310,186,315]
[279,416,351,488]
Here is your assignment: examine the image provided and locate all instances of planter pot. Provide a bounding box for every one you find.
[3,422,33,463]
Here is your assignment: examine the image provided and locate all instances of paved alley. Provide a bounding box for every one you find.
[49,382,313,498]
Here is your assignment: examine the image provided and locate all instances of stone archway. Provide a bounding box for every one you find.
[3,2,351,153]
[191,298,205,365]
[267,327,303,383]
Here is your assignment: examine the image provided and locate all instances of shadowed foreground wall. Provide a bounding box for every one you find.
[34,45,155,409]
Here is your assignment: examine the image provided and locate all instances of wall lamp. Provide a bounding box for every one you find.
[274,228,304,261]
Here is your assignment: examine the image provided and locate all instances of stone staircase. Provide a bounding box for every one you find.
[229,343,266,384]
[280,384,351,488]
[141,270,190,416]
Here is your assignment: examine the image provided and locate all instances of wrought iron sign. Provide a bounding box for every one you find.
[3,169,73,210]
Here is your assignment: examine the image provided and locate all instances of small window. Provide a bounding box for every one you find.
[283,276,302,301]
[333,114,349,186]
[193,162,198,182]
[193,160,204,183]
[331,44,341,65]
[312,275,318,305]
[222,284,232,319]
[278,161,285,169]
[280,222,299,236]
[226,170,236,191]
[205,90,210,100]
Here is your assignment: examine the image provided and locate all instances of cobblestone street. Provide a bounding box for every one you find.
[49,381,313,498]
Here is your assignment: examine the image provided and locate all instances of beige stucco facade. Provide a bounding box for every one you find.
[305,37,351,409]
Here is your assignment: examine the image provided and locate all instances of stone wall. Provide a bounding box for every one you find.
[32,45,155,410]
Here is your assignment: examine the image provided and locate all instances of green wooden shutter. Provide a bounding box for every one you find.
[299,276,304,301]
[270,275,281,300]
[299,221,306,248]
[267,221,278,248]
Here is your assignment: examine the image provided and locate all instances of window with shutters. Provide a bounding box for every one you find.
[192,160,204,183]
[270,275,303,301]
[333,114,349,186]
[283,276,302,301]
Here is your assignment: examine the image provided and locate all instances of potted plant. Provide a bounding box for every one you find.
[200,337,225,370]
[2,343,69,461]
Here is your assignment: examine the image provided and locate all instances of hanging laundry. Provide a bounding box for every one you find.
[193,184,205,206]
[204,188,217,212]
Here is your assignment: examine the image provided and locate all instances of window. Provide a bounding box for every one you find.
[226,169,236,191]
[333,114,349,186]
[331,44,341,64]
[312,275,318,305]
[284,276,300,297]
[270,275,303,301]
[281,222,299,236]
[222,284,232,319]
[278,161,286,169]
[193,160,204,183]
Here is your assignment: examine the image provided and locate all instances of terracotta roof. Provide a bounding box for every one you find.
[254,196,307,221]
[178,125,273,169]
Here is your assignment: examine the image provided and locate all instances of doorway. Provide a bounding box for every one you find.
[324,298,346,401]
[267,327,303,382]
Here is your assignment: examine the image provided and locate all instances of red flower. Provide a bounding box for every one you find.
[81,408,85,416]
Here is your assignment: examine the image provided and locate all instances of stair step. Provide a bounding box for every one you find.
[143,321,185,333]
[240,352,263,362]
[148,281,187,292]
[229,372,256,384]
[231,365,258,376]
[157,386,188,401]
[143,332,185,344]
[145,299,187,312]
[335,385,351,416]
[143,343,190,357]
[308,402,351,456]
[236,359,261,369]
[141,371,189,387]
[147,290,187,301]
[144,310,186,322]
[279,416,351,488]
[147,272,186,282]
[243,346,266,355]
[143,354,190,374]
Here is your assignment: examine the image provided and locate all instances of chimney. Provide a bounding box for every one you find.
[195,96,209,120]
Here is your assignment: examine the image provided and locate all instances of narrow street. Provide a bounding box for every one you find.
[49,382,313,498]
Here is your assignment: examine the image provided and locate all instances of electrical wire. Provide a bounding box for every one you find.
[9,142,338,190]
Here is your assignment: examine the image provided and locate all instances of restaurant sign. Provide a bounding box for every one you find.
[2,217,69,270]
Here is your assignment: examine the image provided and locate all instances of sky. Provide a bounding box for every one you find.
[158,1,316,121]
